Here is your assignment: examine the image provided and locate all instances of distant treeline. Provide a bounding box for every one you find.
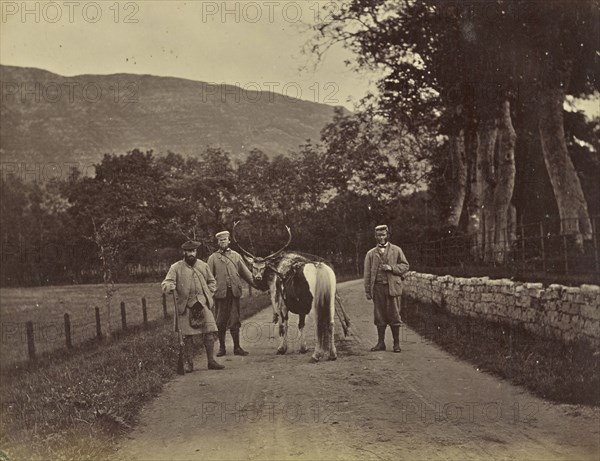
[0,109,438,286]
[1,104,597,287]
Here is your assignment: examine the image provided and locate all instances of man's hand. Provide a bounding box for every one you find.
[381,264,392,272]
[165,283,176,294]
[366,292,372,300]
[249,281,260,290]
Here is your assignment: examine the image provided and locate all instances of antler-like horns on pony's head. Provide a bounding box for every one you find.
[231,221,291,261]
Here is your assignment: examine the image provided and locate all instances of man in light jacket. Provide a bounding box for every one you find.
[364,225,410,353]
[207,230,256,357]
[162,240,224,372]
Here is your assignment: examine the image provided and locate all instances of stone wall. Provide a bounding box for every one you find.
[403,272,600,347]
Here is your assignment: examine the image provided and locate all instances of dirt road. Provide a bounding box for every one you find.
[114,280,600,461]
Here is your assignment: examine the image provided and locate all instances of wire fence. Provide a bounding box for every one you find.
[0,283,259,367]
[401,216,600,285]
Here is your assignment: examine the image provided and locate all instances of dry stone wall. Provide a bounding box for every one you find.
[402,272,600,347]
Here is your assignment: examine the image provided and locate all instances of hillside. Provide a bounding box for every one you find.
[0,65,347,168]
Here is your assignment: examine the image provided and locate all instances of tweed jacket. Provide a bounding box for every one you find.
[207,249,254,299]
[161,259,217,315]
[364,243,410,298]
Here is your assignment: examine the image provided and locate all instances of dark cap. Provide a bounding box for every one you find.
[181,240,201,250]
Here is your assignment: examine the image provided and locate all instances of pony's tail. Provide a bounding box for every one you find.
[314,263,335,344]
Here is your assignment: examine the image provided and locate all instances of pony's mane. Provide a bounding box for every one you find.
[285,251,333,267]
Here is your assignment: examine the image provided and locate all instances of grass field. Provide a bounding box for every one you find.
[0,283,270,461]
[0,282,257,367]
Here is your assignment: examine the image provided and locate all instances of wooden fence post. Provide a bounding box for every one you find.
[121,301,127,331]
[95,306,102,339]
[142,297,148,328]
[64,313,72,349]
[26,321,35,361]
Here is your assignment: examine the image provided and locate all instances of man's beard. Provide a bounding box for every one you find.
[184,255,197,266]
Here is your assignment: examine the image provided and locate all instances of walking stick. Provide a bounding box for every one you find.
[335,293,351,337]
[172,292,185,375]
[335,305,348,337]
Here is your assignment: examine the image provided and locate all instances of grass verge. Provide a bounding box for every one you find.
[402,294,600,407]
[0,293,270,461]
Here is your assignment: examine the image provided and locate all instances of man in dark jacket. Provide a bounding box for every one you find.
[363,225,410,353]
[207,230,256,357]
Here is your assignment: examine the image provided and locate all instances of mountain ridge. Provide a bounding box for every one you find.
[0,64,347,168]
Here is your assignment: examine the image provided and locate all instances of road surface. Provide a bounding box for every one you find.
[114,280,600,461]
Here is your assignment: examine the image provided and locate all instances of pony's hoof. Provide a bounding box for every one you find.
[276,347,287,355]
[309,356,319,363]
[328,354,337,361]
[299,346,308,354]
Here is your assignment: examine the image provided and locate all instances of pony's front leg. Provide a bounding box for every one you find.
[269,288,279,324]
[277,301,288,355]
[298,314,307,354]
[277,315,288,355]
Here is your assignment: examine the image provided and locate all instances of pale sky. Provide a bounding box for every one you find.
[0,0,377,110]
[1,1,597,116]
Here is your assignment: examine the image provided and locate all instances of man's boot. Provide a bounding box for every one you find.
[183,336,194,373]
[391,325,401,353]
[216,329,226,357]
[204,333,225,370]
[370,326,387,351]
[231,328,249,356]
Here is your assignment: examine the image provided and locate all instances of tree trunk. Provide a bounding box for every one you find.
[445,130,467,229]
[476,100,517,264]
[507,204,517,250]
[476,117,498,263]
[493,100,517,263]
[101,247,114,341]
[538,87,592,249]
[465,128,481,259]
[103,272,113,340]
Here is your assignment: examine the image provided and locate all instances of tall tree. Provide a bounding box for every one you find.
[311,0,598,253]
[516,2,598,245]
[195,147,237,231]
[65,149,166,335]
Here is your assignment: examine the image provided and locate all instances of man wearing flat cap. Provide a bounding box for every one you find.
[364,225,410,353]
[207,230,255,357]
[161,240,224,372]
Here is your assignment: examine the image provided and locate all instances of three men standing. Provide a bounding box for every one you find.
[364,225,410,353]
[161,240,224,372]
[165,223,407,365]
[207,230,256,357]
